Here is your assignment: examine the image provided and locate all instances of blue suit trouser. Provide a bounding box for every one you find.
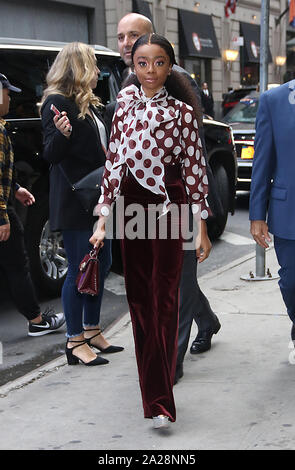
[274,236,295,324]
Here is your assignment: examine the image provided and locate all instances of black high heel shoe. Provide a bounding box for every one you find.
[83,328,124,354]
[65,338,109,366]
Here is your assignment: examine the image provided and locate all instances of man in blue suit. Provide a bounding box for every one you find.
[250,80,295,340]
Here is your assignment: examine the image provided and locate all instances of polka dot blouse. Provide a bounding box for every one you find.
[95,84,210,219]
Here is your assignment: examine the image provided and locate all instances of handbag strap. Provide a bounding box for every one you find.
[58,164,75,190]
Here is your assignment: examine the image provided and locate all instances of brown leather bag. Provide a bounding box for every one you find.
[76,246,100,296]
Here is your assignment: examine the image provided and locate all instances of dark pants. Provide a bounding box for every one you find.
[0,207,40,321]
[177,248,217,365]
[120,167,185,422]
[274,236,295,324]
[62,230,112,338]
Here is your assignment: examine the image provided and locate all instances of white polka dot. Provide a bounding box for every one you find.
[198,183,203,192]
[184,158,190,167]
[109,142,117,153]
[182,128,189,139]
[203,175,208,185]
[173,128,179,137]
[165,121,174,129]
[198,138,202,147]
[105,160,112,170]
[201,157,206,166]
[192,204,199,214]
[201,209,209,219]
[187,146,194,156]
[187,176,195,185]
[185,112,192,123]
[191,131,196,142]
[192,164,199,175]
[98,195,104,203]
[118,121,123,131]
[192,193,200,200]
[164,156,172,163]
[101,206,110,216]
[174,146,182,155]
[117,107,123,117]
[196,149,200,160]
[193,119,198,128]
[156,130,165,139]
[164,138,173,148]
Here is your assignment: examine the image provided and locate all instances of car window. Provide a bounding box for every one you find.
[0,49,121,119]
[223,96,258,124]
[0,50,56,118]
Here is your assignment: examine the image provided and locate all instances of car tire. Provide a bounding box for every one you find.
[207,164,230,240]
[25,204,68,297]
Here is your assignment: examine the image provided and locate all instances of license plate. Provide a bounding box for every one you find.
[241,146,254,160]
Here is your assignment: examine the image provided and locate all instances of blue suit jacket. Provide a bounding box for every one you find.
[249,80,295,240]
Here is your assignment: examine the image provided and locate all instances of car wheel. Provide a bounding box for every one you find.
[207,164,230,240]
[25,208,68,297]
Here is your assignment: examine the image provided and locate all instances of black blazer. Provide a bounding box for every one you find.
[41,94,109,231]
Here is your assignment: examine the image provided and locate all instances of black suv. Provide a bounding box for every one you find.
[0,38,237,296]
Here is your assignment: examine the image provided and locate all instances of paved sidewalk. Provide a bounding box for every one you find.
[1,246,294,450]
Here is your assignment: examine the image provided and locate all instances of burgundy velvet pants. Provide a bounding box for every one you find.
[120,166,186,421]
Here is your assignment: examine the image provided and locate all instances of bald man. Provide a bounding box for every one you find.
[113,13,221,384]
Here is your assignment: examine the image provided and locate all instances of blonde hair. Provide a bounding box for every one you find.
[42,42,102,118]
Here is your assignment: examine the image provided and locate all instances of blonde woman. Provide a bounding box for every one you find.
[41,42,123,366]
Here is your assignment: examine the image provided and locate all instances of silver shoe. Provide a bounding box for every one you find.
[152,415,169,429]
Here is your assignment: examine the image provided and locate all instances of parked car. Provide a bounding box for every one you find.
[222,91,258,191]
[0,38,237,296]
[222,86,256,117]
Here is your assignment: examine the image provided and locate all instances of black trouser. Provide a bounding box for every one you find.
[0,206,40,321]
[177,248,218,366]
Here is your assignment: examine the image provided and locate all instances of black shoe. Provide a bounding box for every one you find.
[174,363,184,385]
[83,328,124,354]
[28,307,65,337]
[291,323,295,342]
[65,339,109,366]
[190,320,221,354]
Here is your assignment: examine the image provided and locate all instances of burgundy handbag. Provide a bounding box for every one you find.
[76,246,100,296]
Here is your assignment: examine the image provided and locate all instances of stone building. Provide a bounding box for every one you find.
[106,0,289,114]
[0,0,293,113]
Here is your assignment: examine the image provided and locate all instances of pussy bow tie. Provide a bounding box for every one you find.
[117,84,176,132]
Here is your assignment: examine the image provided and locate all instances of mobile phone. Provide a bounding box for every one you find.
[50,104,61,116]
[50,104,72,132]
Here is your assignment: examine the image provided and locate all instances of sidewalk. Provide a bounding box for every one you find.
[1,246,294,451]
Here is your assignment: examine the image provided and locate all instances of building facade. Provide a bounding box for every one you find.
[106,0,289,115]
[0,0,292,115]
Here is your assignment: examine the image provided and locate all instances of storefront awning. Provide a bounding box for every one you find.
[132,0,153,22]
[178,9,221,59]
[240,22,272,63]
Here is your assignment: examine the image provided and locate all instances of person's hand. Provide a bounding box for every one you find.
[54,111,72,138]
[89,217,106,248]
[15,187,35,206]
[0,223,10,242]
[250,220,271,249]
[195,220,212,263]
